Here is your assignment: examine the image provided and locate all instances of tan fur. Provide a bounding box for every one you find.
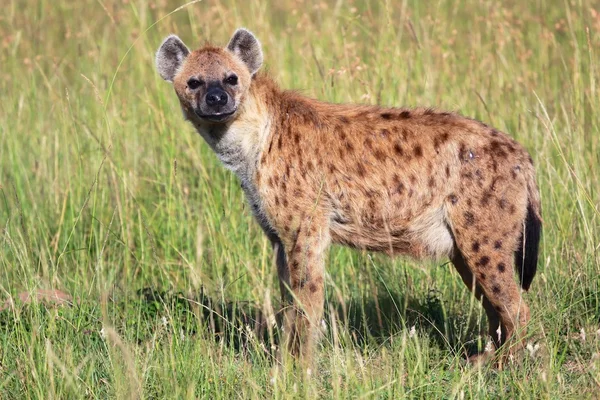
[158,31,542,366]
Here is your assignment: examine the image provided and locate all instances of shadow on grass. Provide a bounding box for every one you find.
[132,285,485,358]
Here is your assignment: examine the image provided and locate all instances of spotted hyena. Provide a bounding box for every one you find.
[155,29,542,365]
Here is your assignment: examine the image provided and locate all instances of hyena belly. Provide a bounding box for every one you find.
[322,113,462,259]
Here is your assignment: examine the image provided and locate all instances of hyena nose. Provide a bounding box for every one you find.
[205,89,228,107]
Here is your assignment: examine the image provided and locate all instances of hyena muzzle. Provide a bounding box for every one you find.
[155,28,542,366]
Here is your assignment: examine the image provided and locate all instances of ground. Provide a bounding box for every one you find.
[1,0,599,398]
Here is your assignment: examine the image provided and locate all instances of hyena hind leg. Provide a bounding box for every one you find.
[451,243,530,360]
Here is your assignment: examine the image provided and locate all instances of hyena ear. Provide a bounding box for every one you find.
[155,35,190,82]
[227,28,263,76]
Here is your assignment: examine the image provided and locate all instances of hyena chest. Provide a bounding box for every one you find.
[213,139,278,241]
[240,178,278,240]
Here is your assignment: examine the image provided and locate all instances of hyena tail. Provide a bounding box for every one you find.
[515,168,543,291]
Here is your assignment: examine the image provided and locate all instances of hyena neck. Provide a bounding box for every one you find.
[192,76,277,183]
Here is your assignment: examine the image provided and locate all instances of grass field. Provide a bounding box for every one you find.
[1,0,600,398]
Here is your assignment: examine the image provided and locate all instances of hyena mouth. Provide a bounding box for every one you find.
[194,109,236,122]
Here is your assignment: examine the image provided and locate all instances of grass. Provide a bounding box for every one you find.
[1,0,599,398]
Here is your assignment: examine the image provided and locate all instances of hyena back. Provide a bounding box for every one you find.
[156,29,542,365]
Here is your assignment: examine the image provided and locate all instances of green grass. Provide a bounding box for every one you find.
[1,0,599,398]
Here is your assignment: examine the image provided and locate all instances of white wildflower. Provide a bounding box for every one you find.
[496,325,503,344]
[580,327,586,342]
[161,316,168,327]
[408,325,416,338]
[99,327,106,339]
[268,314,277,327]
[321,319,327,333]
[245,325,255,340]
[526,342,540,358]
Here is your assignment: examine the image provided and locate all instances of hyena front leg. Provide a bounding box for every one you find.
[278,214,329,366]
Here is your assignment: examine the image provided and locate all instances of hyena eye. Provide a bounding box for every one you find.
[187,78,203,89]
[225,75,238,85]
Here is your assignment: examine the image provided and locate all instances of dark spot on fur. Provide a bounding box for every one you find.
[472,241,480,253]
[283,198,289,207]
[294,133,300,144]
[268,176,274,187]
[509,204,516,214]
[413,145,423,158]
[328,164,336,173]
[396,182,405,195]
[374,149,386,162]
[492,285,501,294]
[458,143,468,161]
[356,162,366,177]
[461,171,473,180]
[277,134,283,149]
[274,196,280,206]
[466,199,473,207]
[428,177,435,188]
[290,260,299,270]
[365,137,373,149]
[512,165,521,179]
[494,240,502,249]
[309,283,318,293]
[497,263,506,273]
[393,143,404,156]
[445,165,450,178]
[463,211,475,225]
[410,174,417,184]
[339,115,350,124]
[490,129,499,137]
[380,129,390,138]
[497,198,508,210]
[400,110,411,119]
[477,256,490,267]
[488,140,508,159]
[480,190,492,206]
[479,272,486,281]
[381,113,392,119]
[448,194,458,204]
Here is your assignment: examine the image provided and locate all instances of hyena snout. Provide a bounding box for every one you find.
[205,87,229,107]
[195,84,235,121]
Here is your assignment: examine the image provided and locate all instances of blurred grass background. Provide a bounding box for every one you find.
[0,0,599,398]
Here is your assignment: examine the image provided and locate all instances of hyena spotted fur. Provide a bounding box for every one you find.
[156,29,542,365]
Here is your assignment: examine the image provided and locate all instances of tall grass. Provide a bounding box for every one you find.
[1,0,599,398]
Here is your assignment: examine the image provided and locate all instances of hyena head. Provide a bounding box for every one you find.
[155,29,263,124]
